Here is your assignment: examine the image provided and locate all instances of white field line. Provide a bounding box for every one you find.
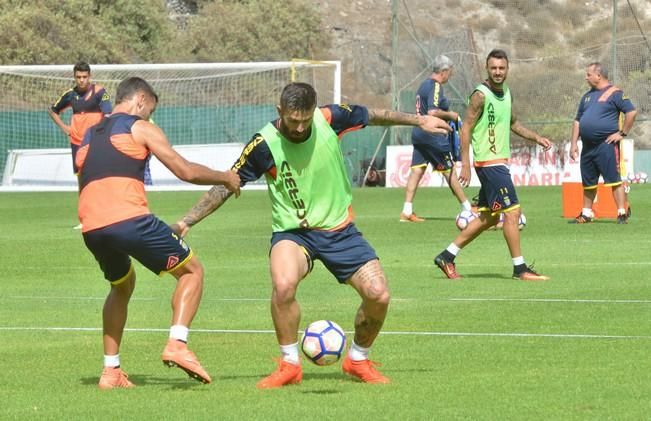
[0,326,649,340]
[18,260,651,271]
[6,296,269,302]
[447,298,651,304]
[6,295,651,304]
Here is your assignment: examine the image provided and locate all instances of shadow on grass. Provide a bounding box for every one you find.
[458,273,513,280]
[433,273,512,280]
[81,373,210,390]
[424,216,455,222]
[219,373,266,381]
[300,389,343,394]
[302,371,347,382]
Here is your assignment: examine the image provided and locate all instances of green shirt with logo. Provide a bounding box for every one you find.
[471,84,512,164]
[260,108,352,232]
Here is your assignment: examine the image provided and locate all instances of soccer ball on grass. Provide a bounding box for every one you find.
[301,320,347,366]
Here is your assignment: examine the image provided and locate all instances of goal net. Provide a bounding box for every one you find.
[0,60,341,190]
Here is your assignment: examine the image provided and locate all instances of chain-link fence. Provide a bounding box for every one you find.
[391,0,650,149]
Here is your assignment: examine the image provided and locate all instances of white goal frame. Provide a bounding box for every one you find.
[0,60,341,191]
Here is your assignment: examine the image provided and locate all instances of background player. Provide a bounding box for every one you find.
[433,49,552,281]
[48,61,112,229]
[172,82,450,388]
[400,55,471,222]
[77,77,240,389]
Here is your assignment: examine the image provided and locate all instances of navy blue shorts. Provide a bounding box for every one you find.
[270,223,378,283]
[411,142,454,172]
[71,143,80,175]
[82,214,193,284]
[580,142,622,188]
[475,165,520,215]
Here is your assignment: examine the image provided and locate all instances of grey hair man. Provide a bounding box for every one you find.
[399,54,471,223]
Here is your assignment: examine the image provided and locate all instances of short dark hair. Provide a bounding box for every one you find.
[73,61,91,73]
[486,49,509,64]
[588,62,609,79]
[280,82,317,111]
[115,77,159,105]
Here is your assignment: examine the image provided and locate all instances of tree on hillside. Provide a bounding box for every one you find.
[0,0,174,64]
[0,0,328,65]
[173,0,328,62]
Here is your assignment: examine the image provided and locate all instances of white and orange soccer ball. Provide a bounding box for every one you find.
[455,210,478,230]
[300,320,347,366]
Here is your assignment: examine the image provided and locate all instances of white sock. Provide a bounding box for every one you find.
[512,256,525,266]
[348,341,370,361]
[169,325,189,343]
[617,208,626,216]
[461,200,472,212]
[446,243,461,256]
[104,354,120,368]
[582,208,594,218]
[280,342,300,365]
[402,202,413,215]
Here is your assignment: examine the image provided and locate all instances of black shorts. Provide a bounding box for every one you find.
[411,142,454,172]
[70,143,80,175]
[475,165,520,215]
[82,214,193,284]
[270,223,378,283]
[580,142,622,188]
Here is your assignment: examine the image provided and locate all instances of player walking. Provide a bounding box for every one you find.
[433,49,552,281]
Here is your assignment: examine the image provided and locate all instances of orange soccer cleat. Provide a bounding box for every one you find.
[98,367,135,390]
[342,355,390,384]
[434,254,462,279]
[256,359,303,389]
[399,212,425,223]
[513,265,550,282]
[161,339,212,384]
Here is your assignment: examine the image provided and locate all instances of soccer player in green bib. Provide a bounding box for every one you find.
[434,49,552,281]
[173,82,450,388]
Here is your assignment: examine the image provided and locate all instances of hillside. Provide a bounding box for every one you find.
[311,0,650,147]
[315,0,644,107]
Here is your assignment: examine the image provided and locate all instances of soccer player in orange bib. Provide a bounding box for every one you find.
[77,77,240,389]
[49,62,113,229]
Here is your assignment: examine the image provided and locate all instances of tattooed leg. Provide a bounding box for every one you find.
[346,259,390,347]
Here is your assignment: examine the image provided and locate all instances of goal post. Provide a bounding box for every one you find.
[0,60,341,190]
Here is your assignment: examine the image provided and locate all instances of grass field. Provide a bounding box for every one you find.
[1,185,650,420]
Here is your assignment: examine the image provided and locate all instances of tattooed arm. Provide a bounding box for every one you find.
[367,108,450,135]
[171,185,233,237]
